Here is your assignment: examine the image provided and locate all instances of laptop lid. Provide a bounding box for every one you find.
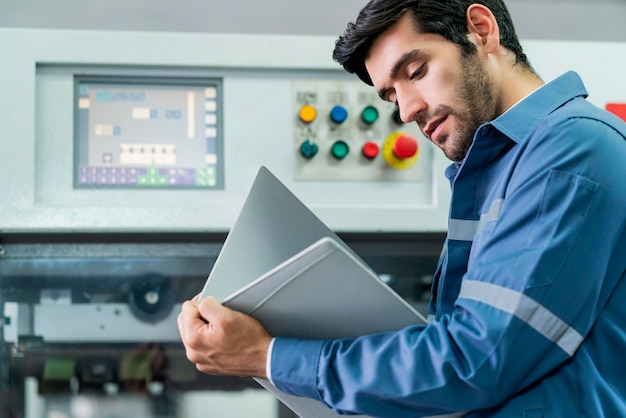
[200,166,356,301]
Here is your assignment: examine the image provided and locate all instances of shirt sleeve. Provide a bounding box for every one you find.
[271,337,326,402]
[270,116,626,417]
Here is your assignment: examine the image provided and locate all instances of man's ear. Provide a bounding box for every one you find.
[466,4,500,52]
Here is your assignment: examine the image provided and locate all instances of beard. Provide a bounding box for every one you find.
[422,51,498,162]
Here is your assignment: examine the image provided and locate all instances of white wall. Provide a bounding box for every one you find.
[1,0,626,42]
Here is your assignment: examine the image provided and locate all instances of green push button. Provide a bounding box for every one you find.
[361,105,379,125]
[331,140,349,160]
[300,139,319,159]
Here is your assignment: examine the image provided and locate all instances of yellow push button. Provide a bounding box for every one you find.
[299,104,317,124]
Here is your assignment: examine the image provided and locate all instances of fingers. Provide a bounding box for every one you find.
[177,299,207,346]
[177,297,222,346]
[196,296,229,324]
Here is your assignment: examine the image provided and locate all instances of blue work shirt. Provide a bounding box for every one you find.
[269,72,626,417]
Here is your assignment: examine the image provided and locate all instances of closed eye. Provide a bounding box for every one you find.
[409,65,425,80]
[378,88,391,102]
[377,89,397,106]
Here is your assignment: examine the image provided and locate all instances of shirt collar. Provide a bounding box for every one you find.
[445,71,588,179]
[490,71,589,144]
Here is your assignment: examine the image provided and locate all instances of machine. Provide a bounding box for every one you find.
[0,28,624,418]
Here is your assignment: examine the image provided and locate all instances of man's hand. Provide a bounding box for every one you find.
[177,295,273,378]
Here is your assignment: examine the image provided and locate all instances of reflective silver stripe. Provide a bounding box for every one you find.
[449,199,504,240]
[476,198,503,234]
[427,314,436,323]
[448,219,478,241]
[459,280,584,356]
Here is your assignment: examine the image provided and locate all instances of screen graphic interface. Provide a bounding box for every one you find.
[74,77,223,189]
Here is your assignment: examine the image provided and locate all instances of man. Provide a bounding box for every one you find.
[178,0,626,416]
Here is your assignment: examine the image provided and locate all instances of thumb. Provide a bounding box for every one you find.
[197,296,232,323]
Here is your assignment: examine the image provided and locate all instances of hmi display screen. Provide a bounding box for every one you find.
[74,76,223,189]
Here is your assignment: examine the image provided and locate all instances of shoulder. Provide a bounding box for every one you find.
[542,97,626,141]
[509,97,626,187]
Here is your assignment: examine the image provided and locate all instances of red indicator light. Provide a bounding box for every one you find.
[362,141,379,159]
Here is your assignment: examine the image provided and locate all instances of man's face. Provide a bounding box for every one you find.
[365,13,498,162]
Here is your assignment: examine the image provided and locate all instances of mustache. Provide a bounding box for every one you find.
[414,105,454,129]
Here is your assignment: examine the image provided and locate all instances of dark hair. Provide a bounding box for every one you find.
[333,0,532,85]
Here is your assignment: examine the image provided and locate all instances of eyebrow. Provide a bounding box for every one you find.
[377,49,426,101]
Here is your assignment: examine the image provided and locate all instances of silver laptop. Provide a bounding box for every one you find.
[200,166,357,302]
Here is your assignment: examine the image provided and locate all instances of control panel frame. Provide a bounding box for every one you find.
[0,29,452,233]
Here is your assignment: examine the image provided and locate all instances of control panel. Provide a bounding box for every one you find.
[293,80,426,182]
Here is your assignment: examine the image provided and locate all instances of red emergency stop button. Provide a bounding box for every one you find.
[392,134,418,159]
[382,132,419,170]
[361,141,379,159]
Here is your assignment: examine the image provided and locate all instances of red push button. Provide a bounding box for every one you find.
[362,141,379,159]
[392,134,418,159]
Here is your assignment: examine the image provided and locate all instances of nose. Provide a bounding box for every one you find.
[396,88,426,124]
